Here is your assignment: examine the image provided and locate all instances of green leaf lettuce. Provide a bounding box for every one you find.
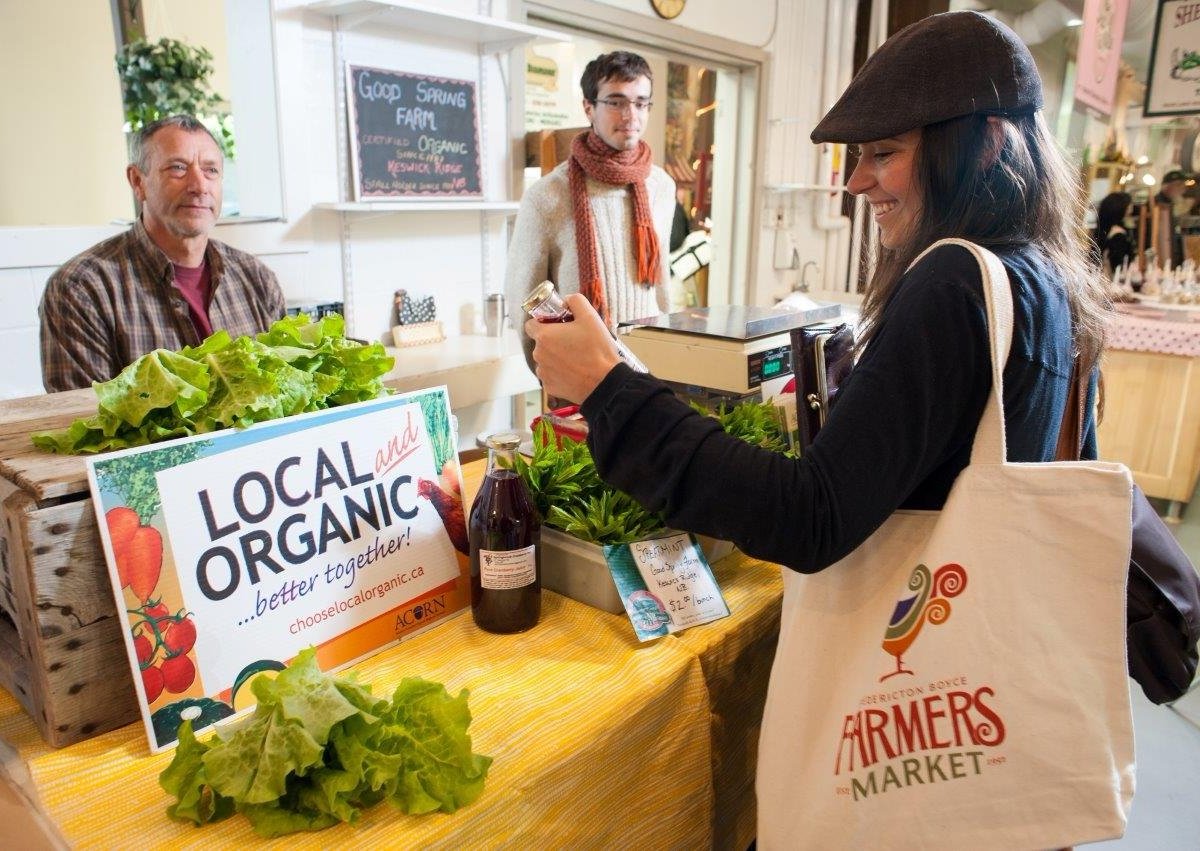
[32,314,394,455]
[159,648,491,837]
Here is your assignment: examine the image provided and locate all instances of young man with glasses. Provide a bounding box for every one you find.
[506,51,676,371]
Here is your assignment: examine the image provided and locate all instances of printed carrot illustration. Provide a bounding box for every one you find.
[125,524,164,602]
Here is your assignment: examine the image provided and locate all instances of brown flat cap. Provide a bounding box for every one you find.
[811,11,1043,144]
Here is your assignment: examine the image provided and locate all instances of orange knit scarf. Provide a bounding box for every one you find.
[568,131,661,325]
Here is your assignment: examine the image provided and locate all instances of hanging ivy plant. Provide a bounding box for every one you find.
[116,37,236,159]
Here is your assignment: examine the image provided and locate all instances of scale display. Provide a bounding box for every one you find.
[749,345,792,388]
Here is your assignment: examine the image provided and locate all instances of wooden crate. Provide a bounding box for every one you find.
[0,389,140,746]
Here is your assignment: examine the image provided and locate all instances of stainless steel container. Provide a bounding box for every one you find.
[484,293,505,336]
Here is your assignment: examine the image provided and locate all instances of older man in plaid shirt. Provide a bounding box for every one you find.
[38,115,285,392]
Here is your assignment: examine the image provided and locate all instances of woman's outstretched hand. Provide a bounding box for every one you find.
[525,293,622,404]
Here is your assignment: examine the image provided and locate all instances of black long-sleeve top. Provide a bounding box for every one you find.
[580,243,1097,574]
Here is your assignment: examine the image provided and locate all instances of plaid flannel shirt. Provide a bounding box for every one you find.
[39,219,286,392]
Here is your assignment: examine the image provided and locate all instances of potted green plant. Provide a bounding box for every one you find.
[115,37,235,159]
[513,399,793,612]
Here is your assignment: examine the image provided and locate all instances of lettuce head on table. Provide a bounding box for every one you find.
[32,314,394,454]
[160,648,491,837]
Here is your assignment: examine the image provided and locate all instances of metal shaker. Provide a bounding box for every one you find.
[484,293,505,337]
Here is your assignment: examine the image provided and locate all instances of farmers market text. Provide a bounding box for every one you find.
[832,679,1008,802]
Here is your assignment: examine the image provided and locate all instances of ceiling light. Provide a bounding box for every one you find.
[1066,18,1083,27]
[1143,174,1156,186]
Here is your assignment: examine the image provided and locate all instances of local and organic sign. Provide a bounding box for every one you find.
[347,64,482,198]
[604,533,729,641]
[1145,0,1200,116]
[88,389,471,751]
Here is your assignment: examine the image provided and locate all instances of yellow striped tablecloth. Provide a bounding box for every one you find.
[0,462,783,850]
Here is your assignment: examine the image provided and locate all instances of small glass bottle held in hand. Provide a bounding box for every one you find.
[521,281,649,372]
[469,432,541,633]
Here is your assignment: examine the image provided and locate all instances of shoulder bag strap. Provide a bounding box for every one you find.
[1055,357,1087,462]
[906,238,1015,467]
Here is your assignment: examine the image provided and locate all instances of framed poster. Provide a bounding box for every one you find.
[1145,0,1200,117]
[347,64,483,199]
[88,389,472,751]
[1074,0,1130,116]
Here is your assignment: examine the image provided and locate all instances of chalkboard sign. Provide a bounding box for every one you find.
[347,65,482,199]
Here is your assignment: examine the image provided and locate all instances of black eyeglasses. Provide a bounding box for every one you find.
[592,97,653,114]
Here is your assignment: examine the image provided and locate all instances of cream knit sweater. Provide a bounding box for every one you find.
[505,160,675,365]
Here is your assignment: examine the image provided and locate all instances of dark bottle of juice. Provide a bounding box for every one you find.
[469,432,541,633]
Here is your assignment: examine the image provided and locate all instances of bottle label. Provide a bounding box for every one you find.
[479,545,537,590]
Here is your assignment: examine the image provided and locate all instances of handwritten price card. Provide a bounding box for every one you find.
[604,533,729,641]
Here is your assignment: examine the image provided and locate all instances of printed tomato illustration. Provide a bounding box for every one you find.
[144,601,169,622]
[125,524,164,602]
[161,654,196,694]
[142,665,165,703]
[163,618,197,655]
[134,630,154,665]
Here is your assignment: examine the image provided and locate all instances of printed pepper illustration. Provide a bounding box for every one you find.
[417,476,469,555]
[879,562,967,682]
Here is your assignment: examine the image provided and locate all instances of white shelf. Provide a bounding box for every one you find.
[382,333,539,410]
[303,0,564,51]
[314,200,520,214]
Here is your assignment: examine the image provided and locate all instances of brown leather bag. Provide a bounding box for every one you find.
[1059,362,1200,704]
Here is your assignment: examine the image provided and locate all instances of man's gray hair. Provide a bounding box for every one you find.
[130,115,223,173]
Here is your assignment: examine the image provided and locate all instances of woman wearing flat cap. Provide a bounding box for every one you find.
[527,7,1108,837]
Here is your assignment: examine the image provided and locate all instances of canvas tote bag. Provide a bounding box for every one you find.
[757,239,1136,850]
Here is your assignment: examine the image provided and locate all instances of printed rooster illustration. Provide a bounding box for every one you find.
[417,477,468,554]
[879,562,967,682]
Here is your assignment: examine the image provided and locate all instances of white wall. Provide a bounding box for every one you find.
[582,0,775,46]
[0,0,841,409]
[757,0,856,302]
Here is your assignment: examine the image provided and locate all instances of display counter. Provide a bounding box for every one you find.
[0,459,782,849]
[1098,304,1200,518]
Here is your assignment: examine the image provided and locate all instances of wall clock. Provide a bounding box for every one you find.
[650,0,686,20]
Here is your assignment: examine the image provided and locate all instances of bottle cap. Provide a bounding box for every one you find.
[486,432,523,451]
[521,281,557,315]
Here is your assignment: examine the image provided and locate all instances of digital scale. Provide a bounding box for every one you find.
[621,303,842,406]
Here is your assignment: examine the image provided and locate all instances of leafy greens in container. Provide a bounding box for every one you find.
[513,399,793,545]
[32,314,394,455]
[160,648,491,837]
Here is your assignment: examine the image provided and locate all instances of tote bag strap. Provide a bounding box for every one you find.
[905,238,1014,466]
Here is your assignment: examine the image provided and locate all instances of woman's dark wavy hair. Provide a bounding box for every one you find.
[857,112,1109,371]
